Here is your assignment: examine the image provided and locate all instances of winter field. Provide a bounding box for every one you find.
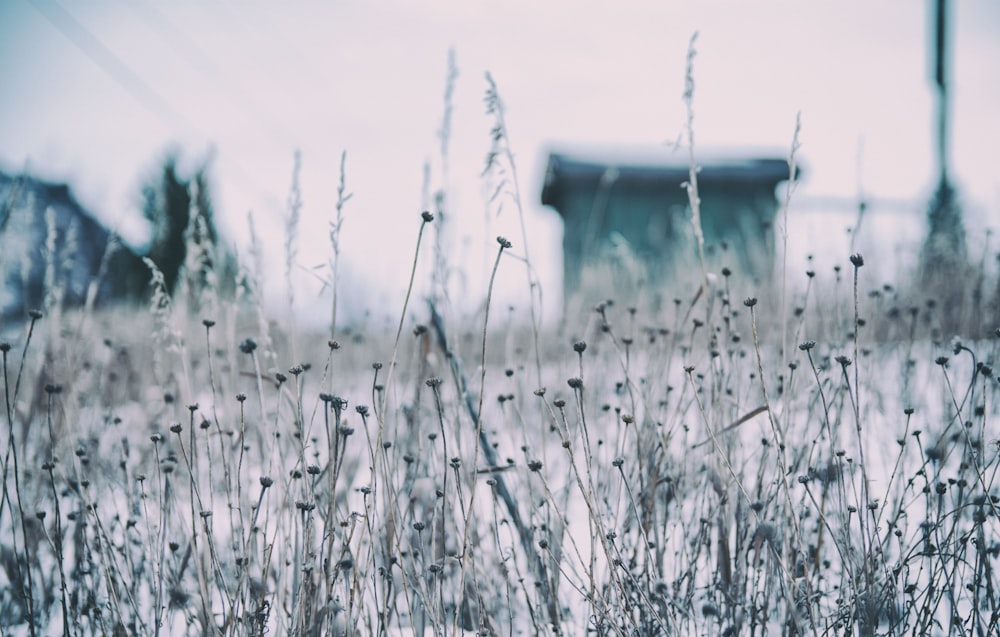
[2,201,999,637]
[2,55,1000,637]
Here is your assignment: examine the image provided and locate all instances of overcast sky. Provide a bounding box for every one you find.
[2,0,998,323]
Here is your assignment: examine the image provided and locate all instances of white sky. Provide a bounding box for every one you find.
[2,0,999,324]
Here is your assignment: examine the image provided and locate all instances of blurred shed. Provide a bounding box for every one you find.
[540,147,800,300]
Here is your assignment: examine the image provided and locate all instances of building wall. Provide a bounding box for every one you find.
[560,183,780,301]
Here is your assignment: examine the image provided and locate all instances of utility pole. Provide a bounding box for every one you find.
[919,0,967,288]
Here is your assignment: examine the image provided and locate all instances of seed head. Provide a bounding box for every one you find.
[573,340,587,353]
[798,341,816,351]
[421,211,434,222]
[239,338,257,354]
[496,236,512,249]
[567,377,583,390]
[743,297,757,308]
[849,253,864,268]
[835,356,852,368]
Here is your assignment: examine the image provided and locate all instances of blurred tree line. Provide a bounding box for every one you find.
[112,154,238,313]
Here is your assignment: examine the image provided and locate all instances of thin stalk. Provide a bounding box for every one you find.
[453,236,509,636]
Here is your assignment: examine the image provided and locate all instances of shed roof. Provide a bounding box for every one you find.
[541,147,799,211]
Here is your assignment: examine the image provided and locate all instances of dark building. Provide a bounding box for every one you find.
[0,171,143,322]
[540,147,800,301]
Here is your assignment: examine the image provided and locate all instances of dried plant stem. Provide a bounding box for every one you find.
[329,150,351,345]
[780,114,802,376]
[683,33,708,290]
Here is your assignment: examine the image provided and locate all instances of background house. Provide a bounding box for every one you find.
[540,148,799,303]
[0,171,143,322]
[0,160,234,325]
